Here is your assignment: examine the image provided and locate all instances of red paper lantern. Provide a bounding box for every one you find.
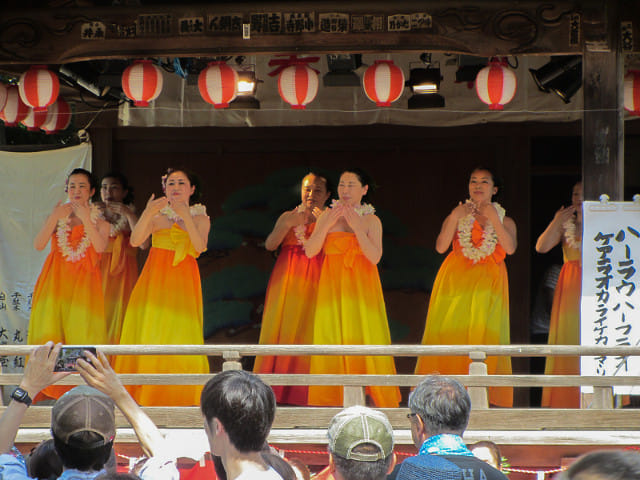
[363,60,405,107]
[475,58,517,110]
[19,65,60,112]
[1,86,29,126]
[624,70,640,116]
[278,64,318,109]
[0,83,7,113]
[198,61,238,109]
[121,60,163,107]
[21,107,48,131]
[42,98,72,134]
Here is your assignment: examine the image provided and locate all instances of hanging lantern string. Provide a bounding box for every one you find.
[267,55,321,77]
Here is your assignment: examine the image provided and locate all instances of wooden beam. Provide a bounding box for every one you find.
[0,1,601,67]
[582,2,625,200]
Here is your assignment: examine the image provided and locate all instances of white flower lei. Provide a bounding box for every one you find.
[293,204,308,245]
[457,201,505,263]
[56,204,101,262]
[103,207,130,237]
[563,217,581,249]
[160,203,207,222]
[330,199,375,216]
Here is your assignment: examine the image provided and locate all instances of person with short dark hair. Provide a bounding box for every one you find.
[201,370,282,480]
[0,342,113,479]
[27,168,110,400]
[557,450,640,480]
[388,375,508,480]
[254,172,331,405]
[0,343,180,480]
[326,406,396,480]
[114,167,210,406]
[415,167,516,408]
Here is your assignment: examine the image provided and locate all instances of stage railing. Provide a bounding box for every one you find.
[2,344,640,446]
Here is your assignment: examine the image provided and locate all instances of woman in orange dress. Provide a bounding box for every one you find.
[536,181,582,408]
[253,173,331,405]
[28,168,110,400]
[415,168,517,408]
[304,169,400,408]
[114,168,210,406]
[98,172,144,343]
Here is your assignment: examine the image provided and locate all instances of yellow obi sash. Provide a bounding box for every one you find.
[152,225,200,266]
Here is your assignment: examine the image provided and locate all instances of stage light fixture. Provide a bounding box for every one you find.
[455,56,488,83]
[529,55,582,103]
[407,58,444,109]
[323,54,362,87]
[229,69,260,109]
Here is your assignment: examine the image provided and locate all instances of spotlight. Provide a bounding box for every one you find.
[407,63,444,109]
[529,55,582,103]
[455,56,488,83]
[236,71,257,96]
[323,54,362,87]
[230,69,260,109]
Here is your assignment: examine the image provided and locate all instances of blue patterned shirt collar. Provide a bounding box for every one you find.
[419,434,474,457]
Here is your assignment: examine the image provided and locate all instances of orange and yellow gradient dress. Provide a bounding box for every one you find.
[542,242,581,408]
[308,231,400,408]
[100,229,138,343]
[254,224,322,405]
[415,220,513,408]
[114,225,209,406]
[28,224,108,400]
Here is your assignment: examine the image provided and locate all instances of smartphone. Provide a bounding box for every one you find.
[54,346,97,372]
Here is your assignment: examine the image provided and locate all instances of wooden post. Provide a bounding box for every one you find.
[343,386,366,407]
[222,351,242,371]
[591,386,614,409]
[582,3,624,200]
[468,351,489,410]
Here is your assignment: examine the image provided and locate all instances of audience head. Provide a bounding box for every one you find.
[26,439,63,480]
[557,450,640,480]
[95,474,141,480]
[327,406,395,480]
[50,385,116,471]
[469,441,502,470]
[408,376,470,447]
[200,370,276,455]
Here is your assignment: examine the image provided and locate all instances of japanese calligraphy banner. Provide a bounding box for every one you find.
[0,143,91,372]
[581,198,640,394]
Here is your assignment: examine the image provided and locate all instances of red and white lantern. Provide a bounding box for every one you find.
[19,65,60,112]
[277,64,319,110]
[198,61,238,109]
[363,60,405,107]
[1,86,29,126]
[21,107,48,131]
[121,60,163,107]
[0,83,8,113]
[475,58,517,110]
[42,98,72,134]
[624,70,640,116]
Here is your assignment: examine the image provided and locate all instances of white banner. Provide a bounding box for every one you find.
[581,197,640,394]
[0,143,91,372]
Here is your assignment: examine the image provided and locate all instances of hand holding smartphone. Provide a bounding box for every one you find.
[54,346,97,372]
